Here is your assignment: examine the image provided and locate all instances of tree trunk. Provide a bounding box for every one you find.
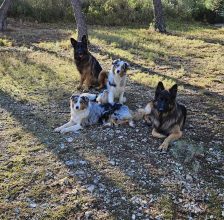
[152,0,166,33]
[70,0,88,41]
[0,0,12,31]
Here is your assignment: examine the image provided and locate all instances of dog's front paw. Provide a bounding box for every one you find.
[54,127,62,132]
[158,142,169,151]
[60,128,69,134]
[122,96,127,103]
[103,121,112,127]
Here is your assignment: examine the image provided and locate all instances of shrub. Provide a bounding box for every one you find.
[1,0,223,25]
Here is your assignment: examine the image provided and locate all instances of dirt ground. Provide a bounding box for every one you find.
[0,20,224,219]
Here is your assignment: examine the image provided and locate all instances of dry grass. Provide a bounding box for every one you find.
[0,20,223,219]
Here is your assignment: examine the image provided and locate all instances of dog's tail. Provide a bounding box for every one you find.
[132,103,152,121]
[98,70,108,90]
[132,108,147,121]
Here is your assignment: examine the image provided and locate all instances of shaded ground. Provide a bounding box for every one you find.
[0,20,224,219]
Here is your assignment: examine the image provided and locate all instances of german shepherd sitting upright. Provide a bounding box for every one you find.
[70,35,102,90]
[141,81,187,151]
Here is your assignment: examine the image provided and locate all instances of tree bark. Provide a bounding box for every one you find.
[0,0,12,31]
[70,0,88,41]
[152,0,166,33]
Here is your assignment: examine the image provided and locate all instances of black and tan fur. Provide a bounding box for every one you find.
[138,82,187,151]
[71,35,102,90]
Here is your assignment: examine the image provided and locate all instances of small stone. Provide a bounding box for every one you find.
[66,137,73,143]
[222,211,224,217]
[132,214,136,220]
[75,170,85,176]
[7,162,13,169]
[99,183,105,192]
[29,203,37,208]
[87,184,95,193]
[109,160,116,166]
[79,160,87,165]
[186,174,193,182]
[93,176,101,184]
[71,189,79,195]
[189,124,193,128]
[85,211,93,219]
[65,160,75,167]
[60,177,70,186]
[14,208,20,214]
[60,143,65,149]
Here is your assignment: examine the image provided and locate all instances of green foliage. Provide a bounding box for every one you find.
[1,0,224,24]
[0,38,12,46]
[7,0,75,22]
[84,0,153,25]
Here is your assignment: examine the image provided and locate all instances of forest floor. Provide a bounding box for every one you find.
[0,19,224,219]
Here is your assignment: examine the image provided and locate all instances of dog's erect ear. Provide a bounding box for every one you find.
[169,84,178,100]
[124,62,130,70]
[81,35,88,45]
[112,59,120,65]
[155,81,165,99]
[70,38,77,47]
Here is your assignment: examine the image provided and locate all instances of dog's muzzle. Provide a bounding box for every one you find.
[157,101,166,112]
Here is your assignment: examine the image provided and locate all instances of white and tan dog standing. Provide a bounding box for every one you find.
[98,59,130,104]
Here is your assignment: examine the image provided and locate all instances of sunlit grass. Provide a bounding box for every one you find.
[0,38,12,46]
[0,20,223,219]
[26,22,224,94]
[129,72,177,88]
[0,51,79,105]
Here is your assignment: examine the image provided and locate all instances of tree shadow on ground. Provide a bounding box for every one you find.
[1,22,224,218]
[88,35,224,102]
[0,20,73,46]
[0,89,151,218]
[167,31,224,46]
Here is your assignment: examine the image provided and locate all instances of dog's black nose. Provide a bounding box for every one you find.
[117,70,120,73]
[76,106,79,109]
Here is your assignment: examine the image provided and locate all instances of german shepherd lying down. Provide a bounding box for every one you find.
[138,82,186,151]
[70,35,102,90]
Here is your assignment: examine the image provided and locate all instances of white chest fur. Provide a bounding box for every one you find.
[70,108,89,124]
[107,71,126,98]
